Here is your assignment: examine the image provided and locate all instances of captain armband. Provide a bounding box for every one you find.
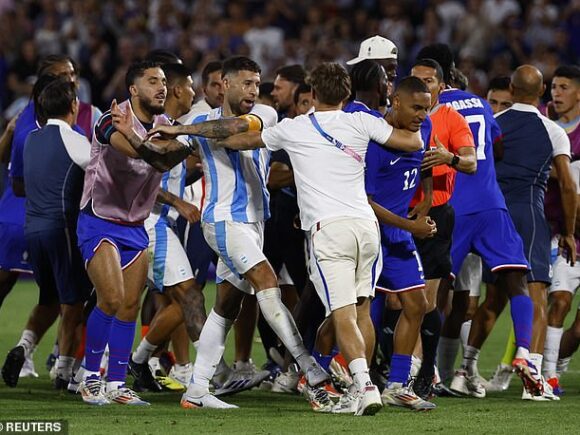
[238,114,264,132]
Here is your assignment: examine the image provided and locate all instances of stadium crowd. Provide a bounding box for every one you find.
[0,0,580,417]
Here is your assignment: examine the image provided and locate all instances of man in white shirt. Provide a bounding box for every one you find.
[188,62,423,416]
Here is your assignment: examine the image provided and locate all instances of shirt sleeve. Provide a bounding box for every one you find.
[359,112,394,145]
[250,104,278,129]
[549,123,571,158]
[570,160,580,191]
[262,119,291,152]
[8,124,28,179]
[448,108,475,153]
[61,127,92,169]
[364,142,383,196]
[94,112,116,145]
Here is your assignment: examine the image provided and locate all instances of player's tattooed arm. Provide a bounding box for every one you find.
[215,131,265,151]
[147,115,262,140]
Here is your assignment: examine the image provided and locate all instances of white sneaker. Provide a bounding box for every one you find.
[169,363,193,386]
[271,364,300,394]
[180,392,239,409]
[305,363,331,387]
[332,390,359,414]
[381,384,437,411]
[19,354,39,378]
[355,385,383,416]
[486,364,514,392]
[214,360,269,396]
[106,386,150,405]
[522,377,560,401]
[450,369,486,398]
[303,382,333,413]
[79,376,110,406]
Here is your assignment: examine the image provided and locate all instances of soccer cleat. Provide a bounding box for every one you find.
[305,363,331,387]
[522,377,559,401]
[381,384,437,411]
[79,376,110,406]
[2,346,25,387]
[303,382,333,413]
[432,382,461,398]
[19,354,39,378]
[332,390,359,414]
[512,358,543,397]
[485,363,514,392]
[45,352,57,372]
[214,360,269,396]
[129,355,163,393]
[106,386,150,405]
[54,375,69,390]
[450,369,486,398]
[355,385,383,416]
[156,375,186,392]
[546,377,563,397]
[180,392,239,409]
[412,373,434,400]
[271,364,300,394]
[329,354,354,393]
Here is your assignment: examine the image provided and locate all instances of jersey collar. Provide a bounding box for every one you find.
[46,118,73,130]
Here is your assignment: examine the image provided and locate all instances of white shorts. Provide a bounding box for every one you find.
[309,217,382,316]
[454,253,482,297]
[145,218,194,291]
[549,254,580,295]
[202,220,266,295]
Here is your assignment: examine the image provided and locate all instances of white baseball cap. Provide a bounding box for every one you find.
[346,36,398,65]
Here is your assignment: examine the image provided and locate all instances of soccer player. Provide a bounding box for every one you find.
[147,56,332,411]
[410,57,477,398]
[271,65,306,118]
[541,65,580,393]
[180,61,425,415]
[22,77,92,389]
[486,76,513,114]
[464,65,576,400]
[180,61,224,124]
[77,60,196,405]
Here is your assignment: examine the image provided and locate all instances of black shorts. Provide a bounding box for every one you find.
[413,203,455,280]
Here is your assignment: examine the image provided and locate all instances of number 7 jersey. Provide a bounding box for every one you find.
[440,88,507,215]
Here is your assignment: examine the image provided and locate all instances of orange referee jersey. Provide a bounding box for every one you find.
[410,104,475,207]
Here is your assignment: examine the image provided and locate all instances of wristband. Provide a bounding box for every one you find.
[449,154,460,168]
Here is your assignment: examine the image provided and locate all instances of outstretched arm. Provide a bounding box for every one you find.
[214,131,265,151]
[147,114,263,139]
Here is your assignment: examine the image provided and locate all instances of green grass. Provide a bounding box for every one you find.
[1,280,580,434]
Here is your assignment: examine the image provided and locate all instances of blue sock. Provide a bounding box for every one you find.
[313,348,338,372]
[370,292,386,332]
[84,307,113,372]
[107,318,136,383]
[388,353,412,385]
[510,294,533,350]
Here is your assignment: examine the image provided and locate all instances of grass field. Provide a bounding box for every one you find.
[1,280,580,434]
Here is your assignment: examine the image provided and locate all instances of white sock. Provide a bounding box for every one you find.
[348,358,372,392]
[106,381,124,391]
[56,356,75,380]
[194,340,228,376]
[256,288,312,372]
[543,326,564,378]
[437,337,460,383]
[460,320,472,351]
[515,346,530,360]
[188,309,232,396]
[461,345,480,375]
[529,353,543,379]
[132,338,157,364]
[557,356,572,376]
[17,330,37,357]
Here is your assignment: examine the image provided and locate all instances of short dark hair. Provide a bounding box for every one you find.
[201,61,223,86]
[350,60,384,93]
[307,63,351,105]
[162,63,192,87]
[259,82,274,97]
[275,64,306,85]
[416,43,454,84]
[294,83,311,105]
[145,49,182,65]
[412,58,444,83]
[38,76,77,121]
[452,68,469,91]
[37,54,79,77]
[32,74,59,123]
[395,76,430,96]
[553,65,580,85]
[125,60,162,89]
[487,76,511,93]
[222,56,261,78]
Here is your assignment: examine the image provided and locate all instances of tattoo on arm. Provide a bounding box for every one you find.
[190,118,250,138]
[126,130,195,172]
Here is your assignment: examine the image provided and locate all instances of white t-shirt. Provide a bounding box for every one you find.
[261,110,394,231]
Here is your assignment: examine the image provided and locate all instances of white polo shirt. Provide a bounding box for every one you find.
[261,109,394,231]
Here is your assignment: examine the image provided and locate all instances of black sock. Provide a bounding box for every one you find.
[420,309,442,378]
[379,309,402,366]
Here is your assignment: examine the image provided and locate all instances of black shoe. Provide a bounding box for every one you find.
[369,365,389,394]
[54,375,69,391]
[432,382,461,397]
[2,346,25,387]
[128,355,163,393]
[412,373,434,400]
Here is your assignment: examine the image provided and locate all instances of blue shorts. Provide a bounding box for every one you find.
[26,228,91,305]
[451,208,530,281]
[176,217,216,286]
[507,203,552,284]
[0,222,32,273]
[77,213,148,269]
[376,228,425,293]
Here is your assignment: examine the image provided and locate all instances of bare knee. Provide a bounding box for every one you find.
[548,292,572,327]
[244,260,278,291]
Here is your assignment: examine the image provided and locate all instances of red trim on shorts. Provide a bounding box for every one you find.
[375,284,425,294]
[491,264,529,272]
[200,176,206,214]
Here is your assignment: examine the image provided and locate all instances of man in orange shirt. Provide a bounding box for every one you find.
[409,58,477,398]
